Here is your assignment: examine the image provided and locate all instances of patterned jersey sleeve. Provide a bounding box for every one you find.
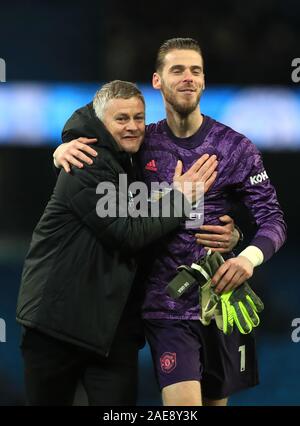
[234,138,287,262]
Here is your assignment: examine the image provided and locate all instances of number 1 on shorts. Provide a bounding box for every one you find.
[238,345,246,372]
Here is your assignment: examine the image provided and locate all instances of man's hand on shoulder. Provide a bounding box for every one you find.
[53,137,98,173]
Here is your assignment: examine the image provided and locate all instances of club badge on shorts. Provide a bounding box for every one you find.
[160,352,177,373]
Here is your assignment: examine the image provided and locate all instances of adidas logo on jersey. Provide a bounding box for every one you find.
[145,160,158,172]
[250,171,268,185]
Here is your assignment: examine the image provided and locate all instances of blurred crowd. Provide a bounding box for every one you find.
[0,0,299,84]
[104,0,299,84]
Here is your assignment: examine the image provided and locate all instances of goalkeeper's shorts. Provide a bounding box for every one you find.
[144,319,259,399]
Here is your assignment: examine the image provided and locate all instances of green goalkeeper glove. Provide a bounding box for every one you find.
[191,251,224,326]
[198,252,264,334]
[167,251,264,335]
[166,250,223,325]
[215,282,264,335]
[167,250,224,325]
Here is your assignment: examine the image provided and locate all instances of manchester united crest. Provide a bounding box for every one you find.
[160,352,177,373]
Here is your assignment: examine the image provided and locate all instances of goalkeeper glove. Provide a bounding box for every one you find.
[216,282,264,335]
[166,250,223,325]
[191,251,224,326]
[167,251,264,335]
[193,251,264,334]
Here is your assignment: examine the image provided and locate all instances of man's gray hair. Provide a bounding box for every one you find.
[93,80,145,120]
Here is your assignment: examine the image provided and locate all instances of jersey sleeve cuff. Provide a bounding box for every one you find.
[250,236,275,263]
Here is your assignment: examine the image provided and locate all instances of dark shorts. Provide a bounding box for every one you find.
[144,319,259,400]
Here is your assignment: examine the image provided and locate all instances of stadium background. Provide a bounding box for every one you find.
[0,0,299,405]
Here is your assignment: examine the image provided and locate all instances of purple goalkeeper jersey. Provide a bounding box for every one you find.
[138,115,287,320]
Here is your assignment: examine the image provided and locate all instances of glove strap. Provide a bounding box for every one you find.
[191,263,211,281]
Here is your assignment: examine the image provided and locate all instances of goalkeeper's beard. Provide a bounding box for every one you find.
[161,80,203,117]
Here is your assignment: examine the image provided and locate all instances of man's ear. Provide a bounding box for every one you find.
[203,74,206,91]
[152,72,161,90]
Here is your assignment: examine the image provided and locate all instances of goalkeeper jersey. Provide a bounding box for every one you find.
[139,115,287,320]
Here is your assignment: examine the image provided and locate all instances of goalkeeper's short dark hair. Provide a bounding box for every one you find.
[155,38,204,73]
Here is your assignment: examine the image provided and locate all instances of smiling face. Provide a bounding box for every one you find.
[153,49,205,116]
[102,97,145,153]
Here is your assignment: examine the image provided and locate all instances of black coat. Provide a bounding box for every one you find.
[16,103,188,356]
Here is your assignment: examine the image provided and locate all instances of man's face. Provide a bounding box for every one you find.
[153,49,205,116]
[102,97,145,153]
